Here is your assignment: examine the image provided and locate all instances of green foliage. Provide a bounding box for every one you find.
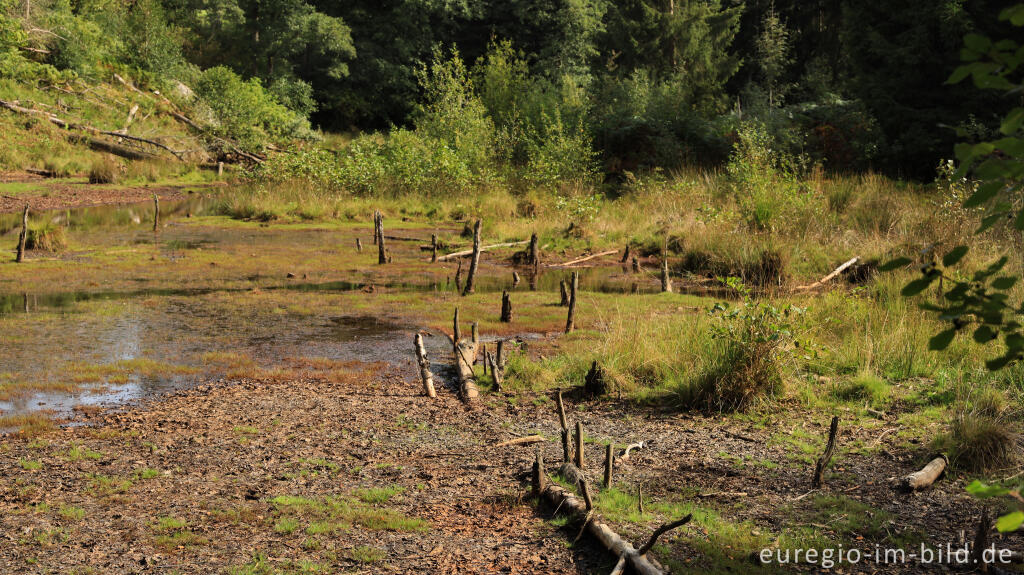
[681,278,804,412]
[726,122,810,232]
[193,66,313,150]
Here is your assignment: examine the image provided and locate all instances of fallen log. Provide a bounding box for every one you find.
[534,459,687,575]
[414,333,436,398]
[549,249,618,268]
[494,435,545,448]
[436,240,529,262]
[899,455,947,491]
[795,257,860,291]
[70,134,157,161]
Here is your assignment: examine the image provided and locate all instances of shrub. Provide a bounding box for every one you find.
[25,224,68,252]
[727,122,814,232]
[679,280,802,412]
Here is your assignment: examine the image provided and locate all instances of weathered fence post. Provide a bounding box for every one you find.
[529,232,539,266]
[414,333,436,398]
[16,205,28,262]
[559,280,569,306]
[431,233,438,263]
[462,219,482,296]
[564,271,578,333]
[631,256,640,273]
[356,238,362,252]
[500,290,512,322]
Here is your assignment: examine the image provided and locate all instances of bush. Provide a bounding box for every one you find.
[88,157,119,184]
[679,280,802,412]
[193,66,314,151]
[25,224,68,252]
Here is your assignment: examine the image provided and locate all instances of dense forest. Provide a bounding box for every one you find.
[1,0,1019,179]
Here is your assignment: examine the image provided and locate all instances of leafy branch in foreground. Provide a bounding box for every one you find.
[888,4,1024,533]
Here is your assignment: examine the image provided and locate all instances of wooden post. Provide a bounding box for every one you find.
[482,343,488,375]
[217,161,224,177]
[415,333,436,398]
[512,271,520,288]
[565,271,578,333]
[16,205,28,263]
[455,259,463,293]
[500,290,512,322]
[452,307,461,352]
[496,340,505,370]
[455,339,480,402]
[661,255,672,293]
[356,238,362,252]
[574,421,584,469]
[529,232,539,266]
[638,485,643,514]
[621,244,631,263]
[372,210,379,245]
[463,219,482,296]
[813,416,839,488]
[152,193,160,232]
[604,443,614,489]
[376,211,387,265]
[632,256,640,273]
[559,280,569,306]
[431,233,438,263]
[471,322,479,345]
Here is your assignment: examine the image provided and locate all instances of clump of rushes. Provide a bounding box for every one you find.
[25,224,68,252]
[939,411,1018,472]
[88,157,119,184]
[679,278,801,412]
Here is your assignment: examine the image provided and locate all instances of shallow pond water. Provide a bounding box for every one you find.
[0,197,706,420]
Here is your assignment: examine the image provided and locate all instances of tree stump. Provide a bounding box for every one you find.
[431,233,438,263]
[16,205,28,263]
[500,290,512,322]
[621,244,631,263]
[632,256,640,273]
[661,256,672,293]
[414,333,436,398]
[813,416,839,488]
[559,280,569,306]
[529,232,539,266]
[584,360,608,397]
[462,219,481,295]
[565,271,578,333]
[152,193,160,233]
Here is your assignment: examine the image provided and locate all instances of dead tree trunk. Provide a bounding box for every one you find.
[454,259,463,292]
[632,256,641,273]
[529,232,539,266]
[486,351,502,392]
[604,443,614,488]
[356,238,362,252]
[455,338,480,402]
[661,256,672,293]
[565,271,579,333]
[376,211,387,265]
[452,307,461,353]
[813,416,839,488]
[533,455,688,575]
[16,205,28,263]
[574,421,585,469]
[559,280,569,306]
[512,271,520,288]
[621,244,631,263]
[556,389,570,463]
[463,219,482,296]
[899,455,947,491]
[431,234,438,263]
[500,290,512,322]
[152,193,160,233]
[415,333,436,398]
